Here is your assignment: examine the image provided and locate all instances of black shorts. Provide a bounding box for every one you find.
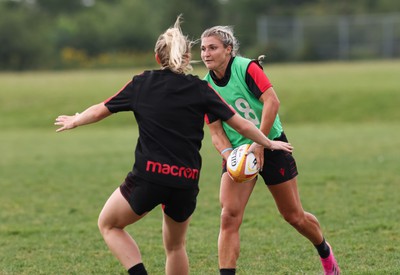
[119,173,199,222]
[222,132,298,185]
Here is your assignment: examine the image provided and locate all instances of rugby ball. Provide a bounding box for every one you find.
[227,144,259,183]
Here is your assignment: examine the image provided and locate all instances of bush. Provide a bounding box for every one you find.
[58,48,156,69]
[0,5,53,70]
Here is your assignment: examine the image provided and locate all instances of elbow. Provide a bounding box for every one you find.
[211,135,220,148]
[272,98,280,113]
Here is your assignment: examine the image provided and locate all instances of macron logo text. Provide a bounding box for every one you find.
[146,161,199,180]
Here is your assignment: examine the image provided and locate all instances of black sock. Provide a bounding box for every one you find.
[220,268,236,275]
[315,238,331,259]
[128,263,148,275]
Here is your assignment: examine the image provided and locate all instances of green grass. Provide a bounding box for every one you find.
[1,60,400,274]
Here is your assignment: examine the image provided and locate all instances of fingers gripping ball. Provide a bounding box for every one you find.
[227,144,259,183]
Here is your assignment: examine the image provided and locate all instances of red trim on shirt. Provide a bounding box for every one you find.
[204,114,210,124]
[247,62,273,93]
[104,80,132,103]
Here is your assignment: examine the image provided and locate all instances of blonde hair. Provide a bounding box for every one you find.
[155,15,193,74]
[201,26,240,56]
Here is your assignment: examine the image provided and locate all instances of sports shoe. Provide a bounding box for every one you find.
[320,243,340,275]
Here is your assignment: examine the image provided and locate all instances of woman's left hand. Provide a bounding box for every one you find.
[247,142,265,171]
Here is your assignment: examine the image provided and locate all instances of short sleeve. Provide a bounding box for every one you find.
[104,80,136,113]
[245,61,273,99]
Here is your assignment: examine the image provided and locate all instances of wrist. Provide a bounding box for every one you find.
[220,147,233,156]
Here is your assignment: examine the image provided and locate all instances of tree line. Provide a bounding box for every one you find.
[1,0,398,70]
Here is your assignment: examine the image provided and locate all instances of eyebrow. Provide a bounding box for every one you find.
[201,43,219,47]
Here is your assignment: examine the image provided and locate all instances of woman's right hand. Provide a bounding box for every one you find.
[269,140,293,153]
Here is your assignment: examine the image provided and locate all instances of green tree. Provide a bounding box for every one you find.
[1,0,400,70]
[35,0,84,14]
[0,4,53,70]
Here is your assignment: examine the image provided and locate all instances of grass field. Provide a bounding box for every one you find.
[1,60,399,274]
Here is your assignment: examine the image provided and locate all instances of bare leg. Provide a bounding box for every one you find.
[163,213,191,275]
[218,173,256,269]
[268,177,323,245]
[98,188,147,269]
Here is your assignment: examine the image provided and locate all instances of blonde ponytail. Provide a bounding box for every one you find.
[155,15,193,74]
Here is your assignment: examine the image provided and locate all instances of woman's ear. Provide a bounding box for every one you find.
[155,53,161,64]
[226,45,232,56]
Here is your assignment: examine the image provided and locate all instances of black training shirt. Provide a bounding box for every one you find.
[105,69,235,189]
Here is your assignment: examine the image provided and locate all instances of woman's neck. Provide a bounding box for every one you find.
[213,68,226,79]
[213,56,233,79]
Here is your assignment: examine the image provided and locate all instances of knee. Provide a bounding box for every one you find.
[97,213,117,236]
[220,210,243,232]
[281,210,305,228]
[97,215,108,236]
[164,240,186,254]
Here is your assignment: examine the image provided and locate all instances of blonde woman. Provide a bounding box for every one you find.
[201,26,340,275]
[54,16,292,275]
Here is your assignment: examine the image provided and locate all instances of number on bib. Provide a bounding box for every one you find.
[235,98,260,125]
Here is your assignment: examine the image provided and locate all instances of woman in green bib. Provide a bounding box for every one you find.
[200,26,340,275]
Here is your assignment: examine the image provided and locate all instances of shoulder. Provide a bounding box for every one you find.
[132,70,152,82]
[184,73,202,82]
[233,56,252,66]
[182,74,213,91]
[247,60,264,76]
[232,56,263,72]
[232,56,253,75]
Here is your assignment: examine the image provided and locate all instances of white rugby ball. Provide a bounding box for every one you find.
[227,144,259,183]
